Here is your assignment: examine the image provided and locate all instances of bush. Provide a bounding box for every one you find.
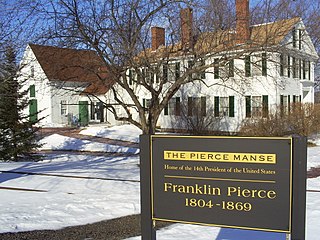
[239,103,320,137]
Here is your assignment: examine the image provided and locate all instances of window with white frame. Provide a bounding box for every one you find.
[143,98,152,110]
[61,100,67,115]
[219,97,229,117]
[188,97,206,117]
[214,96,235,117]
[245,95,268,118]
[164,97,181,116]
[251,96,262,117]
[293,95,300,103]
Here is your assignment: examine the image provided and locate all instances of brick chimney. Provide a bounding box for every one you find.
[151,27,165,51]
[180,8,193,49]
[236,0,250,44]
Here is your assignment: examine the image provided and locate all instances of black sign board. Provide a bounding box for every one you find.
[151,136,293,232]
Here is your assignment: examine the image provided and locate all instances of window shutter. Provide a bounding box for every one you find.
[308,61,311,80]
[200,59,206,79]
[201,97,206,116]
[214,59,219,79]
[188,97,193,116]
[188,60,193,81]
[163,64,168,83]
[214,97,219,117]
[30,85,35,97]
[292,57,296,78]
[299,59,302,79]
[176,97,181,116]
[262,53,267,76]
[299,29,302,50]
[245,56,251,77]
[129,70,133,85]
[262,95,268,117]
[292,28,297,48]
[229,96,235,117]
[175,62,180,81]
[287,56,291,78]
[280,54,284,76]
[164,104,168,115]
[228,59,234,77]
[245,96,251,118]
[280,95,284,116]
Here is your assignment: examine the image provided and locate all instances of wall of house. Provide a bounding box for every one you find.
[157,54,280,132]
[50,81,88,126]
[104,86,141,126]
[79,94,109,125]
[19,46,53,126]
[111,45,317,133]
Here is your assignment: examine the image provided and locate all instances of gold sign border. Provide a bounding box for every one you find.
[150,135,293,233]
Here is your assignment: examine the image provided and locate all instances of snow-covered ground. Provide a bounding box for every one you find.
[79,124,142,143]
[39,133,139,154]
[0,124,319,239]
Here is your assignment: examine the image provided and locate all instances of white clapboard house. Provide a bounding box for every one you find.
[109,0,318,133]
[19,44,112,127]
[19,0,318,132]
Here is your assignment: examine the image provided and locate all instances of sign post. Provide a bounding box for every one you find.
[140,135,307,240]
[140,135,156,240]
[291,136,307,240]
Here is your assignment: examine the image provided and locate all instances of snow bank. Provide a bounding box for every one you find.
[80,124,142,143]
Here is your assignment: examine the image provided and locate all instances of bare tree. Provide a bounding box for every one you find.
[27,0,318,134]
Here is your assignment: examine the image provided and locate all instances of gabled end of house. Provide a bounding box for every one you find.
[20,44,114,127]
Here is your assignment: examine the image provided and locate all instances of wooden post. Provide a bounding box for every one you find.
[291,136,307,240]
[140,135,156,240]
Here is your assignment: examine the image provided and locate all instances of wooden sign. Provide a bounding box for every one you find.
[140,135,307,240]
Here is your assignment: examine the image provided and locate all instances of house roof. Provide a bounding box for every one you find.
[81,67,116,95]
[138,17,302,60]
[250,17,301,46]
[29,44,113,94]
